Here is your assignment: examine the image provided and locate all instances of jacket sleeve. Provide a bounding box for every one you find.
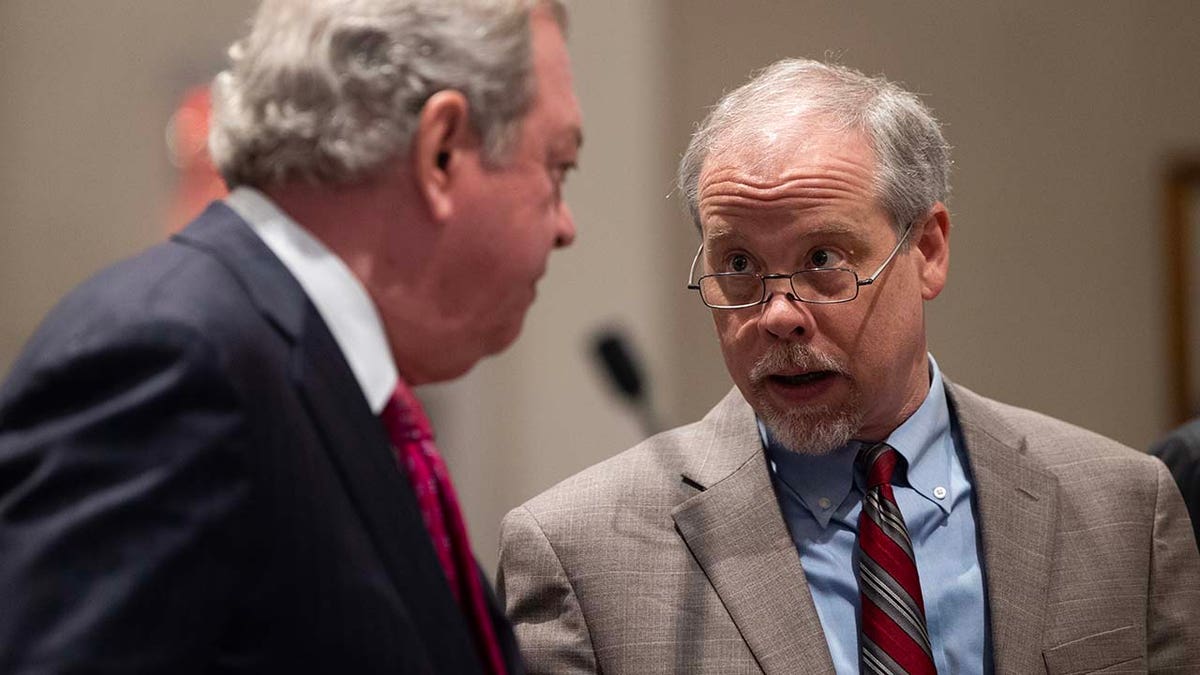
[497,505,598,675]
[0,320,251,673]
[1147,458,1200,672]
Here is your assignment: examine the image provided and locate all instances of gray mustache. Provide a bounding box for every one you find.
[749,344,845,383]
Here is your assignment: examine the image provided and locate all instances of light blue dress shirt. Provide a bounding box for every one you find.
[763,356,992,674]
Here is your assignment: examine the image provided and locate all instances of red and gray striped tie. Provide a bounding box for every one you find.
[857,442,937,675]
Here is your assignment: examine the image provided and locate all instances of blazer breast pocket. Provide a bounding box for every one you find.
[1042,625,1145,674]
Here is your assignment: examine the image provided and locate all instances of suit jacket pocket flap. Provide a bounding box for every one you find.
[1042,625,1142,674]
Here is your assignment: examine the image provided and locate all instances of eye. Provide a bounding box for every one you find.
[724,253,757,274]
[805,247,845,269]
[550,162,575,194]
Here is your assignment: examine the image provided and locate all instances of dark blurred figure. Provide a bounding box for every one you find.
[0,0,579,672]
[1151,420,1200,552]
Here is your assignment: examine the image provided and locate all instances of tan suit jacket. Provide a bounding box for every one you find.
[498,381,1200,674]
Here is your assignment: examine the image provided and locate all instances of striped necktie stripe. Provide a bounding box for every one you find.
[857,442,937,675]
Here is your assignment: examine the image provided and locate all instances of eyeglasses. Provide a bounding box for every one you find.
[686,223,914,309]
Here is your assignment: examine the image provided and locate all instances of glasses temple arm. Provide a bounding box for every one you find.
[686,243,704,288]
[860,222,915,285]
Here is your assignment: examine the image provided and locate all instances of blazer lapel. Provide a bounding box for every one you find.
[292,321,481,671]
[176,205,481,672]
[946,382,1058,675]
[671,389,837,675]
[173,203,309,340]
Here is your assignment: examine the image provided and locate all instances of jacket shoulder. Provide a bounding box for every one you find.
[4,222,280,400]
[515,420,705,522]
[949,382,1159,475]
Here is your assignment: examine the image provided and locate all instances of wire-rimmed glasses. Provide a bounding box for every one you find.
[686,223,914,309]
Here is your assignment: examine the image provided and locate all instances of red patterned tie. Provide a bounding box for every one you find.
[857,442,937,675]
[380,383,507,675]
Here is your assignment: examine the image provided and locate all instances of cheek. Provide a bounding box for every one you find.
[843,294,923,369]
[809,305,868,351]
[713,311,757,366]
[711,310,737,342]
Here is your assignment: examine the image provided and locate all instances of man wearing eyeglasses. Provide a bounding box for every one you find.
[498,58,1200,674]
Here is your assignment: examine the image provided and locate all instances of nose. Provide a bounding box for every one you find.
[758,279,813,341]
[554,203,576,248]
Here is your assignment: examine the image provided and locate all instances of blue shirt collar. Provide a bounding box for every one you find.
[763,355,954,528]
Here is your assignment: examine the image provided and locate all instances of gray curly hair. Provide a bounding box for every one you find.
[210,0,566,188]
[677,58,951,238]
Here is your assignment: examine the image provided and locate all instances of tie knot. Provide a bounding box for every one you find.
[381,382,435,444]
[857,442,902,489]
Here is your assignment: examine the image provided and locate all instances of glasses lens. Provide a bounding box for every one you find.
[699,274,762,308]
[792,269,857,303]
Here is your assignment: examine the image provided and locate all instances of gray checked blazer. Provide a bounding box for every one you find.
[497,381,1200,674]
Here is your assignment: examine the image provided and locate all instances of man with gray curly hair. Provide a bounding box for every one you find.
[0,0,578,672]
[498,58,1200,674]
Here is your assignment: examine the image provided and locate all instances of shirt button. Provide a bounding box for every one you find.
[933,486,948,500]
[817,497,832,510]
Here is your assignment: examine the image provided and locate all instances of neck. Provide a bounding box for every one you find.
[260,172,451,385]
[857,349,932,443]
[263,170,430,283]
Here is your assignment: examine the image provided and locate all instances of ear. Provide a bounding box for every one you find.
[914,202,951,300]
[412,90,475,222]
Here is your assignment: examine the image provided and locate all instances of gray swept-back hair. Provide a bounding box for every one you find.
[210,0,566,188]
[677,58,951,237]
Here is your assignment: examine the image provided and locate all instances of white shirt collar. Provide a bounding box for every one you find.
[224,186,398,414]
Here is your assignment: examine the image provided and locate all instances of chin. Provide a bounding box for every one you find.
[747,380,865,455]
[486,309,530,354]
[760,404,863,455]
[489,328,524,356]
[411,354,477,385]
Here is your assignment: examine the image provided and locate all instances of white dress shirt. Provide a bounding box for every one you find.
[223,186,398,414]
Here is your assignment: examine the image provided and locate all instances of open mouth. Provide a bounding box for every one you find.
[769,370,837,387]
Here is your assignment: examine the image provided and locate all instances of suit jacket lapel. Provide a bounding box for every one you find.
[946,381,1058,675]
[291,316,480,663]
[671,381,1060,675]
[671,389,837,675]
[175,205,482,672]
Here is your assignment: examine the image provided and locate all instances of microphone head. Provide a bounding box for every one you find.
[591,329,644,403]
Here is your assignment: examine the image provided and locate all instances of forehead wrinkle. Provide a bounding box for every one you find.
[700,152,874,191]
[701,186,861,214]
[700,131,877,198]
[703,217,862,245]
[699,177,873,223]
[701,163,873,194]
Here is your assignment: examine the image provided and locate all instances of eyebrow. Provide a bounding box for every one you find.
[803,222,861,238]
[702,222,736,241]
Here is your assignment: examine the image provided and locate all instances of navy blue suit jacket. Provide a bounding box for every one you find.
[1151,419,1200,553]
[0,204,522,674]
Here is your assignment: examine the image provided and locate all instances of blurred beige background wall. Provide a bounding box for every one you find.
[2,1,1199,572]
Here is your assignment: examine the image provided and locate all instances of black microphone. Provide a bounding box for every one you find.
[590,328,661,437]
